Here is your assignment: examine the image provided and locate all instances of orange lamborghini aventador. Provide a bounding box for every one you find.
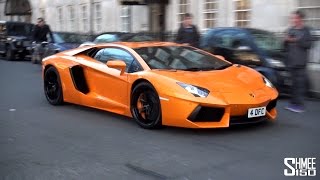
[42,42,278,129]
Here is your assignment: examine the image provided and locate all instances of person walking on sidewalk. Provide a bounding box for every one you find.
[176,13,200,48]
[284,10,312,113]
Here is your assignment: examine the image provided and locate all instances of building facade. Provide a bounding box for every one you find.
[1,0,319,34]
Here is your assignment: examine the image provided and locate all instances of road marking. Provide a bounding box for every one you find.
[9,109,16,112]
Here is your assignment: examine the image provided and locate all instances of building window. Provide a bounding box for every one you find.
[234,0,251,27]
[298,0,320,29]
[81,4,88,32]
[121,6,130,32]
[203,0,218,30]
[94,3,102,32]
[178,0,190,24]
[68,6,76,32]
[57,7,63,31]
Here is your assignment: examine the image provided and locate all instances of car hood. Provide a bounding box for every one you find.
[150,65,265,93]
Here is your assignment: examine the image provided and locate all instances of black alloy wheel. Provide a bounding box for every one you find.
[131,82,162,129]
[44,66,63,105]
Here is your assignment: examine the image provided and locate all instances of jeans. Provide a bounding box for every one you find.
[289,67,306,106]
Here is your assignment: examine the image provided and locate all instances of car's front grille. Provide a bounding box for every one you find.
[188,106,225,122]
[23,41,31,47]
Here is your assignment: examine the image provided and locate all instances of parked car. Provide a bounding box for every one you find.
[0,21,33,60]
[32,32,93,63]
[79,32,155,47]
[201,27,291,94]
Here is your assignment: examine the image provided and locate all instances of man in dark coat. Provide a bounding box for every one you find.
[32,17,54,43]
[176,13,200,48]
[284,10,312,113]
[31,18,54,64]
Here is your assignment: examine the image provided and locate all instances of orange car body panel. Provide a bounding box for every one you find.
[42,42,278,128]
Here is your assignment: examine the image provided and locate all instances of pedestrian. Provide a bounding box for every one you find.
[31,17,54,64]
[176,13,200,48]
[284,10,312,113]
[32,17,54,43]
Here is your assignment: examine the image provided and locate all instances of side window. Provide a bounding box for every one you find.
[215,30,247,49]
[94,48,142,73]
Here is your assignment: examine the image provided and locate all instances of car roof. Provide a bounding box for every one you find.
[94,41,182,49]
[63,41,185,57]
[0,21,33,25]
[207,27,273,34]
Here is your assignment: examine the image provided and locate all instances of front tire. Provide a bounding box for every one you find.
[44,66,63,105]
[131,82,162,129]
[6,46,14,60]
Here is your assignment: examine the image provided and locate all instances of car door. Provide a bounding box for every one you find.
[0,23,6,53]
[85,47,141,113]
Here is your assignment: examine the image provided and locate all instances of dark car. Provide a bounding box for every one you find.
[50,32,93,52]
[32,32,93,63]
[79,32,155,47]
[0,21,34,60]
[201,27,290,94]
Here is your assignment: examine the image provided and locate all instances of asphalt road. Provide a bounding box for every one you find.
[0,59,319,180]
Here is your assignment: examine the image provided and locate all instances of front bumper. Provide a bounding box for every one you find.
[160,89,278,128]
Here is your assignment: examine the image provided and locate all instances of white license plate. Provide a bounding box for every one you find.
[248,107,266,118]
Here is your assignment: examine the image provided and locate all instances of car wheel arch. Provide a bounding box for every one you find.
[130,79,163,129]
[131,79,153,95]
[43,65,64,105]
[44,64,55,76]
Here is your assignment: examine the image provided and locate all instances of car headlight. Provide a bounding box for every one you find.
[267,58,285,68]
[177,82,209,97]
[263,77,274,88]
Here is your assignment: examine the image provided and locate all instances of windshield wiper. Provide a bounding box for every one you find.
[181,67,203,71]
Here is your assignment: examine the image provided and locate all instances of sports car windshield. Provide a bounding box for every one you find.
[134,46,231,71]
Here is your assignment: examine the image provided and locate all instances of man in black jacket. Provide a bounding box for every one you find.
[284,10,312,113]
[31,18,54,64]
[176,13,200,48]
[32,18,54,43]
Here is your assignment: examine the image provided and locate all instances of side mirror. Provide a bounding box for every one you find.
[106,60,126,75]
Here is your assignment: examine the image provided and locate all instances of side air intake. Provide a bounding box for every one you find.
[69,65,89,94]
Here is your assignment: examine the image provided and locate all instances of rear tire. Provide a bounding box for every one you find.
[131,82,162,129]
[44,66,64,105]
